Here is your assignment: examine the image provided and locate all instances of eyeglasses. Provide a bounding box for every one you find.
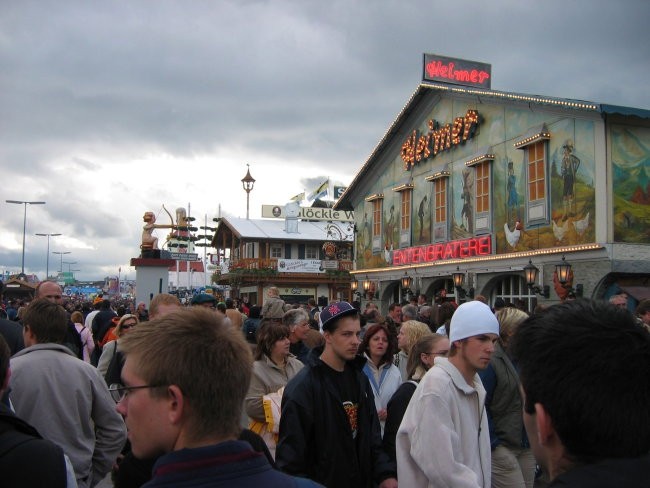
[108,383,166,403]
[121,322,137,329]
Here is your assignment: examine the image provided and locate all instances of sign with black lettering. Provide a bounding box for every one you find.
[261,205,354,221]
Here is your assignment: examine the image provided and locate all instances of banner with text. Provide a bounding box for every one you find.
[278,259,325,273]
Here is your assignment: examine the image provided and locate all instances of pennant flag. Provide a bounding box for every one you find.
[307,179,329,200]
[290,191,305,202]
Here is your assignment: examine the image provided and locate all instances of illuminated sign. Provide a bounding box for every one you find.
[401,109,480,170]
[392,235,492,266]
[422,53,491,89]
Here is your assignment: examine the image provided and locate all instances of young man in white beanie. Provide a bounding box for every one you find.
[395,300,499,488]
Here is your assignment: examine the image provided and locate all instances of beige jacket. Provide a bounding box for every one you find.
[245,354,304,422]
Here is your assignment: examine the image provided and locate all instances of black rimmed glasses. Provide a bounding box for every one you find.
[108,383,166,403]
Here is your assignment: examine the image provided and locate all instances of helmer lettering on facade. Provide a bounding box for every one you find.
[401,109,480,169]
[392,236,491,265]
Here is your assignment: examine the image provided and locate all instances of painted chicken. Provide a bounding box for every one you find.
[504,220,522,248]
[573,211,590,237]
[552,217,569,243]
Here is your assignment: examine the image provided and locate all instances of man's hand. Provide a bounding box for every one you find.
[379,477,398,488]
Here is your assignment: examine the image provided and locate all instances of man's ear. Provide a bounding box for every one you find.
[167,385,185,425]
[534,402,556,445]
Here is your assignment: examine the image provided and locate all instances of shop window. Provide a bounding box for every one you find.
[397,187,413,247]
[491,274,537,313]
[365,193,384,254]
[515,124,551,225]
[426,170,450,242]
[465,151,494,234]
[270,244,282,259]
[305,245,319,259]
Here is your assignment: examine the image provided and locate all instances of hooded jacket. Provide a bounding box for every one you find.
[396,357,491,488]
[276,347,396,488]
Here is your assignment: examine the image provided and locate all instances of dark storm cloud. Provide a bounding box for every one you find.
[1,0,648,280]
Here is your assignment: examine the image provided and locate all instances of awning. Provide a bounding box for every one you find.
[619,286,650,302]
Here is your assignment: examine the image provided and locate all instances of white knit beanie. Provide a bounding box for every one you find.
[449,301,499,342]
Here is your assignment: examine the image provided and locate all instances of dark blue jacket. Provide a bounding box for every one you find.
[144,440,321,487]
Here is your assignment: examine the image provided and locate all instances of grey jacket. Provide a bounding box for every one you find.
[10,343,126,488]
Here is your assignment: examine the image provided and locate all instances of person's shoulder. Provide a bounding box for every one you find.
[283,363,317,397]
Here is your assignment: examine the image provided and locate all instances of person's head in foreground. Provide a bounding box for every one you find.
[510,298,650,482]
[115,307,253,459]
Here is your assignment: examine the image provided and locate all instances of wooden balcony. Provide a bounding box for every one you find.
[212,257,352,286]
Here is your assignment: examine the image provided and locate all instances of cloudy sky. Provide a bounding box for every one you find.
[1,0,649,282]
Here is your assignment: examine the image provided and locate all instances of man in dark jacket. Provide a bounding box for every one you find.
[0,335,73,487]
[511,299,650,487]
[277,301,397,488]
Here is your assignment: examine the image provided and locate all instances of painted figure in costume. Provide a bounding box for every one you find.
[461,169,473,232]
[506,161,519,223]
[418,195,428,240]
[384,205,395,248]
[561,141,580,217]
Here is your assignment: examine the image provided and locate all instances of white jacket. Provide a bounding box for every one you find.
[396,357,491,488]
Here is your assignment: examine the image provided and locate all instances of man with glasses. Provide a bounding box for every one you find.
[111,307,321,487]
[9,299,126,488]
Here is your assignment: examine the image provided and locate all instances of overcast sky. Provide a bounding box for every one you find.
[1,0,649,282]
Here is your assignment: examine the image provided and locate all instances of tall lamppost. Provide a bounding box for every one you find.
[6,200,46,274]
[241,164,256,220]
[52,251,71,274]
[35,233,62,279]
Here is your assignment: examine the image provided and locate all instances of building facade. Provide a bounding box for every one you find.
[336,56,650,313]
[211,210,353,307]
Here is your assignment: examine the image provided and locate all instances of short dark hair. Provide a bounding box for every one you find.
[255,321,289,361]
[358,323,395,365]
[0,335,10,390]
[22,299,68,344]
[636,299,650,317]
[388,302,401,312]
[511,299,650,463]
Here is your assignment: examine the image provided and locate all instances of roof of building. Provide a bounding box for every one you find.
[214,216,353,243]
[334,82,650,209]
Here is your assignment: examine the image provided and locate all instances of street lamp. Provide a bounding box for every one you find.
[6,200,46,274]
[62,261,77,273]
[241,164,256,220]
[35,233,62,279]
[52,251,71,273]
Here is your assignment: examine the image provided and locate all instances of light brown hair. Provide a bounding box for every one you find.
[22,299,68,344]
[119,307,253,441]
[149,293,181,318]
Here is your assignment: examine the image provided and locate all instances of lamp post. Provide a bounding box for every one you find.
[53,251,71,273]
[6,200,46,274]
[62,261,77,273]
[241,164,256,220]
[35,233,62,279]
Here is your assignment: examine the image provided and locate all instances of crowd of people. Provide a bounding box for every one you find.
[1,282,649,487]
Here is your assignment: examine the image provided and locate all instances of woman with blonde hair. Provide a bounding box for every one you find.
[97,314,138,380]
[394,319,432,380]
[479,306,536,488]
[383,333,449,463]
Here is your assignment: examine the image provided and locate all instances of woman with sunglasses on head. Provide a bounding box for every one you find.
[97,314,138,381]
[382,333,449,464]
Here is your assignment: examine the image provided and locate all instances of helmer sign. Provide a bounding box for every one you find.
[422,53,491,89]
[392,236,492,266]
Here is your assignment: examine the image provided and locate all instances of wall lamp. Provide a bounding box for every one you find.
[401,271,412,290]
[523,260,550,298]
[451,266,474,299]
[555,255,572,285]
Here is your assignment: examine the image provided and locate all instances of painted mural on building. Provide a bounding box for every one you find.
[354,94,598,269]
[611,125,650,242]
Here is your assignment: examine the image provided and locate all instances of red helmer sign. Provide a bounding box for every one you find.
[392,236,492,266]
[422,53,491,89]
